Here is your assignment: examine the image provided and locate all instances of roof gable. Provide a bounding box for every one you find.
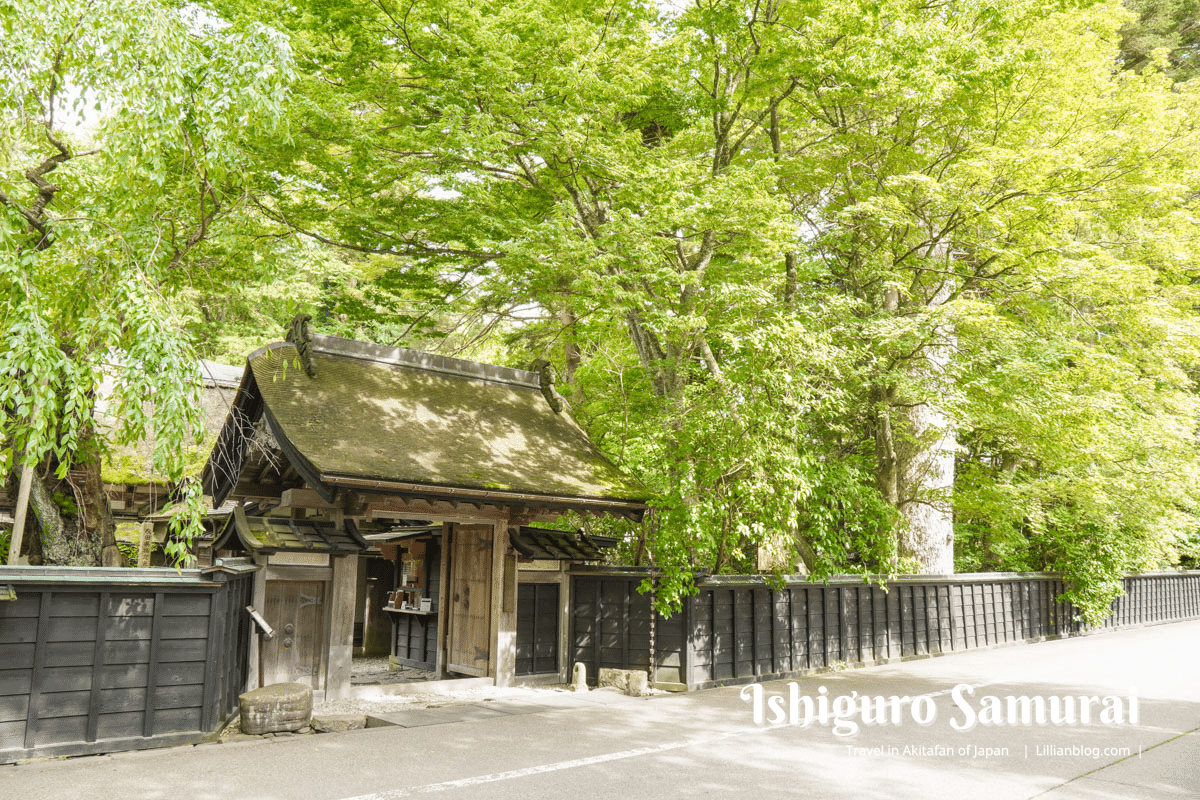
[204,335,646,515]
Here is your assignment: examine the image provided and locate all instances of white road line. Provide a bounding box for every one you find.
[337,681,1003,799]
[336,726,768,799]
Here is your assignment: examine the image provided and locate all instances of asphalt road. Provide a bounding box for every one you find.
[3,620,1198,800]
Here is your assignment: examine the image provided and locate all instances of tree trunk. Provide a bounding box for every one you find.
[873,276,956,575]
[80,445,124,567]
[28,467,101,566]
[557,308,581,384]
[892,397,955,574]
[25,437,121,567]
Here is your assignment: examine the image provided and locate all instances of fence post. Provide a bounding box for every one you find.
[85,592,110,743]
[202,581,228,733]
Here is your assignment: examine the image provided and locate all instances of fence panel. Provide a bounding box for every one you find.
[571,570,1200,691]
[0,564,254,764]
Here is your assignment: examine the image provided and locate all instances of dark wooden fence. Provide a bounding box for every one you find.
[570,571,688,686]
[570,569,1200,691]
[0,562,255,763]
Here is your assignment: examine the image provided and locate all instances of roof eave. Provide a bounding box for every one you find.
[319,473,647,520]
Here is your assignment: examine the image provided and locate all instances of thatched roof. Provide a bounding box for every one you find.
[101,360,242,518]
[203,335,646,518]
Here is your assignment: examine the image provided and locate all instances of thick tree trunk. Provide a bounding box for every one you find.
[28,468,101,566]
[892,398,955,574]
[873,276,956,575]
[25,434,121,567]
[557,308,581,384]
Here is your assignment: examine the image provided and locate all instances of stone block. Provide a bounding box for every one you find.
[312,713,366,733]
[652,681,688,693]
[598,668,649,696]
[239,683,313,735]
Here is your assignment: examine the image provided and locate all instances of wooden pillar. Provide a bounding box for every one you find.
[558,563,570,681]
[490,522,517,687]
[326,554,357,699]
[247,554,269,689]
[436,523,452,677]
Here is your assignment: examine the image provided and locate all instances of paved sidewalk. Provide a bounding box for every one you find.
[2,620,1197,800]
[357,685,644,728]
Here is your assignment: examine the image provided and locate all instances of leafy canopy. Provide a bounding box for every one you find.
[0,0,292,561]
[189,0,1200,622]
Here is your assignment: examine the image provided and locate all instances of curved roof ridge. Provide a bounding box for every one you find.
[309,334,541,389]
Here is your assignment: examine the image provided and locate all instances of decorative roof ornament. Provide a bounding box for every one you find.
[531,358,565,414]
[285,313,316,377]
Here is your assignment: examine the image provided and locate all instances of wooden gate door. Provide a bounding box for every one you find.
[262,580,326,688]
[447,524,493,676]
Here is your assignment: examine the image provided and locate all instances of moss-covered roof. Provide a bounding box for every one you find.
[216,335,645,508]
[213,508,368,555]
[100,361,242,484]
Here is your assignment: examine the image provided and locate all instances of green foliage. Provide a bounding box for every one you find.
[0,0,293,562]
[1119,0,1200,80]
[197,0,1200,621]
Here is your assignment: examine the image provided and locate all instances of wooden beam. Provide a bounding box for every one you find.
[365,496,512,523]
[280,487,339,510]
[321,473,647,517]
[490,521,517,687]
[234,482,290,500]
[273,486,575,525]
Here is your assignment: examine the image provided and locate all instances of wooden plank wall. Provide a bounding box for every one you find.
[569,571,1200,691]
[0,572,253,763]
[215,574,253,722]
[515,583,559,676]
[570,575,652,686]
[688,579,1064,688]
[392,614,437,670]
